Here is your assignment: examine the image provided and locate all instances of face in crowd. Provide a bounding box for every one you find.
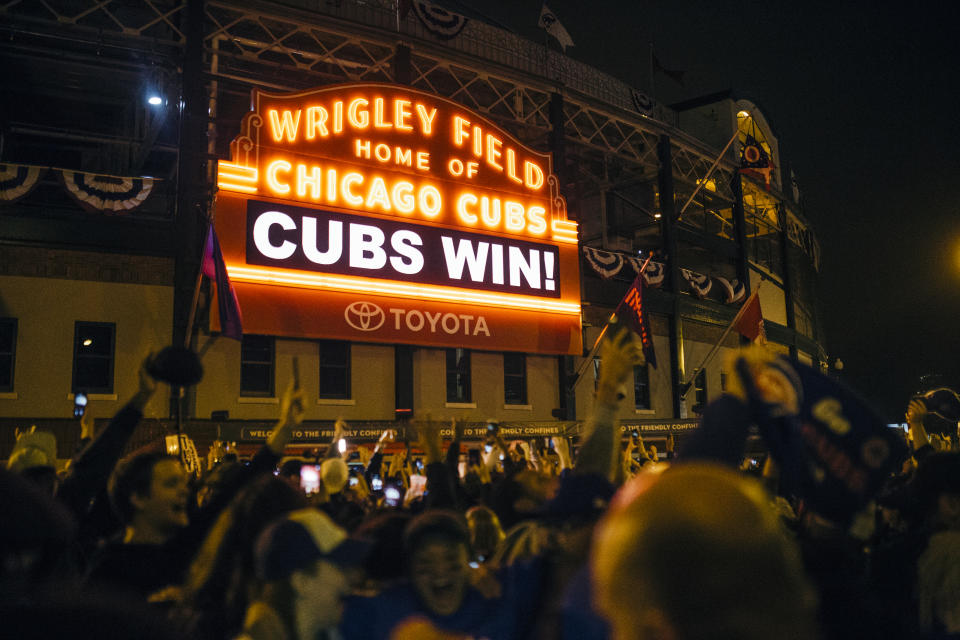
[409,533,471,616]
[132,458,190,536]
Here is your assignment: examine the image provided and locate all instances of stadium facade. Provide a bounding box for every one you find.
[0,0,824,459]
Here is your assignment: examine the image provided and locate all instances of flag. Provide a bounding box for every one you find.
[652,51,685,86]
[731,355,909,525]
[202,225,243,340]
[732,289,765,343]
[538,4,574,51]
[740,134,774,190]
[613,274,657,368]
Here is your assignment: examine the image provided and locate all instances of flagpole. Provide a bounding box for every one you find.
[183,218,212,350]
[675,129,740,223]
[571,253,654,391]
[678,283,761,399]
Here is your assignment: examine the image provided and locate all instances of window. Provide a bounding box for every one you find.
[445,348,471,403]
[318,340,351,399]
[634,364,651,410]
[0,319,17,392]
[694,370,708,408]
[241,335,274,396]
[73,322,115,394]
[504,353,527,405]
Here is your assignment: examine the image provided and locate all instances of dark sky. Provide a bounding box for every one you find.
[460,1,960,420]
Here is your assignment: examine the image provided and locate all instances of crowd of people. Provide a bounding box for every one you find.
[2,331,959,639]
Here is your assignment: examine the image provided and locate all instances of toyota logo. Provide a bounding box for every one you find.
[344,301,386,331]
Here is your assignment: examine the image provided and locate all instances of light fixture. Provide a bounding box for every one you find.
[654,213,662,219]
[148,95,163,106]
[82,339,93,346]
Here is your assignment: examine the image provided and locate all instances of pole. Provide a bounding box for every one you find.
[678,284,761,399]
[571,253,654,391]
[675,129,740,223]
[183,222,208,349]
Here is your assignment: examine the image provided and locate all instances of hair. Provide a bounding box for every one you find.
[108,452,178,523]
[594,465,818,640]
[465,506,504,561]
[403,510,470,560]
[178,475,308,639]
[353,512,411,583]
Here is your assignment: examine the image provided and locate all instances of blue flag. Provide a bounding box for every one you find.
[202,225,243,340]
[734,356,908,524]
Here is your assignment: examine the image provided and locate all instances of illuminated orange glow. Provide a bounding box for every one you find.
[268,109,301,143]
[217,162,259,193]
[266,160,292,195]
[227,265,581,315]
[551,220,579,244]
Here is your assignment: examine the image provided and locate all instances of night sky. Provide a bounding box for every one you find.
[463,1,960,421]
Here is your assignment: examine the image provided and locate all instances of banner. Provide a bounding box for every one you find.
[735,355,908,524]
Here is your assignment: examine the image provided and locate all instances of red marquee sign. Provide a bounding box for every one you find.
[213,83,581,354]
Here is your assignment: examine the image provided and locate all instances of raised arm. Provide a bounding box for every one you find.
[574,328,642,481]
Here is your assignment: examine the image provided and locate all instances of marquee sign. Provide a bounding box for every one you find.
[214,83,581,353]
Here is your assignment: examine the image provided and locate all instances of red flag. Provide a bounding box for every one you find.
[613,274,657,368]
[732,289,765,342]
[203,225,243,340]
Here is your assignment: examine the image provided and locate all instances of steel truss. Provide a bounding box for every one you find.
[3,0,741,210]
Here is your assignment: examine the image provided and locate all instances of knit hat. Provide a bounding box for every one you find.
[320,457,349,495]
[254,508,372,581]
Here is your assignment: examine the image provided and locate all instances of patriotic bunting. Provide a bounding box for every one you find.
[582,246,746,306]
[412,0,469,40]
[583,246,625,279]
[0,163,46,203]
[61,170,154,213]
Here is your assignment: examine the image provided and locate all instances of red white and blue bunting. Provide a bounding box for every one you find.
[583,246,745,305]
[0,163,46,203]
[412,1,469,40]
[60,169,154,213]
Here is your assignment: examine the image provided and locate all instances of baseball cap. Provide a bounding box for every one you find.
[255,508,371,581]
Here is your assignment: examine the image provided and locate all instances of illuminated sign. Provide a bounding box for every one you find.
[214,83,581,354]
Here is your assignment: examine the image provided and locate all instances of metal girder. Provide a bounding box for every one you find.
[1,0,186,46]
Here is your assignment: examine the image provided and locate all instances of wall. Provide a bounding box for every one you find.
[0,275,173,419]
[194,338,397,422]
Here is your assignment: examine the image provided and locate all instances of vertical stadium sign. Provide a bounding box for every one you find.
[214,83,582,354]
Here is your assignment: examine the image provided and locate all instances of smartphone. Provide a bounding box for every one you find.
[415,458,424,473]
[349,476,359,487]
[300,465,320,495]
[384,485,402,507]
[630,429,639,443]
[371,475,383,491]
[484,443,493,454]
[74,392,88,418]
[486,421,499,436]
